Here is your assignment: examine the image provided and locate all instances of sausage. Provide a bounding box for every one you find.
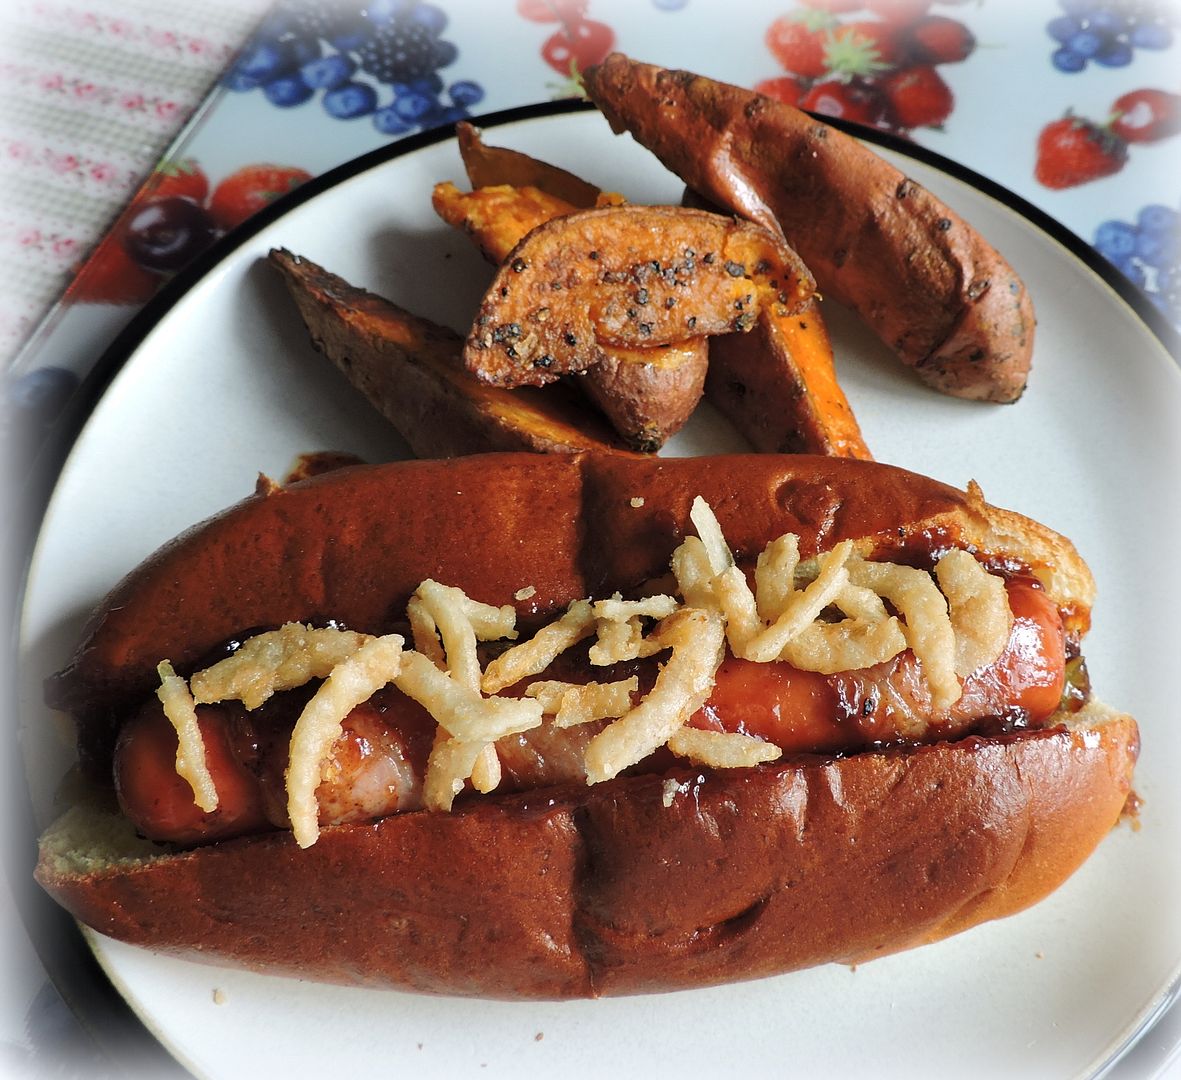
[113,575,1065,847]
[699,575,1065,752]
[114,703,270,846]
[115,689,436,845]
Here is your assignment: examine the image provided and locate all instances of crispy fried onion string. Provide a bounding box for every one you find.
[589,594,678,665]
[190,623,373,710]
[481,599,595,694]
[396,651,544,811]
[524,677,638,728]
[675,498,1011,704]
[935,548,1014,677]
[156,661,219,814]
[286,634,406,849]
[408,581,518,794]
[845,557,961,710]
[666,727,782,768]
[584,608,727,783]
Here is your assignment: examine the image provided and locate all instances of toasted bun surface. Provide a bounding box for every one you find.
[37,452,1130,997]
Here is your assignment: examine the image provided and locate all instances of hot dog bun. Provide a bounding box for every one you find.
[37,453,1134,997]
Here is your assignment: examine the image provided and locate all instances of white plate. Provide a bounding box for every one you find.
[17,106,1181,1079]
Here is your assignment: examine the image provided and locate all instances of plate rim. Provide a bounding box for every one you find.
[6,97,1179,1076]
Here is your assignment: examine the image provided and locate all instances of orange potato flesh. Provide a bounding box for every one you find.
[434,177,708,451]
[433,181,575,265]
[710,297,872,459]
[462,205,809,389]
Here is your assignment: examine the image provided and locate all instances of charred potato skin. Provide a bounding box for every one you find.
[457,120,603,208]
[584,56,1035,403]
[269,248,630,458]
[576,342,708,453]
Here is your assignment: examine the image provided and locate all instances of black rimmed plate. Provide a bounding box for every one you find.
[12,101,1181,1078]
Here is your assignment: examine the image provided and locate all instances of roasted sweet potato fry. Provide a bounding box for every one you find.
[434,180,707,451]
[457,121,603,208]
[269,248,629,458]
[584,55,1034,403]
[433,182,577,264]
[439,133,706,452]
[709,302,870,458]
[679,191,872,458]
[462,204,810,388]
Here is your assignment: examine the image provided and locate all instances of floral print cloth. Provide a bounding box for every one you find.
[0,0,269,361]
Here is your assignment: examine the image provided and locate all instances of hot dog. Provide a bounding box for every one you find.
[110,571,1064,848]
[35,453,1137,998]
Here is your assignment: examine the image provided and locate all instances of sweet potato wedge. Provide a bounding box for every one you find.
[433,180,707,451]
[433,181,578,264]
[584,55,1035,403]
[439,135,707,452]
[457,120,603,208]
[462,204,811,388]
[709,297,871,458]
[673,191,870,458]
[269,248,629,457]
